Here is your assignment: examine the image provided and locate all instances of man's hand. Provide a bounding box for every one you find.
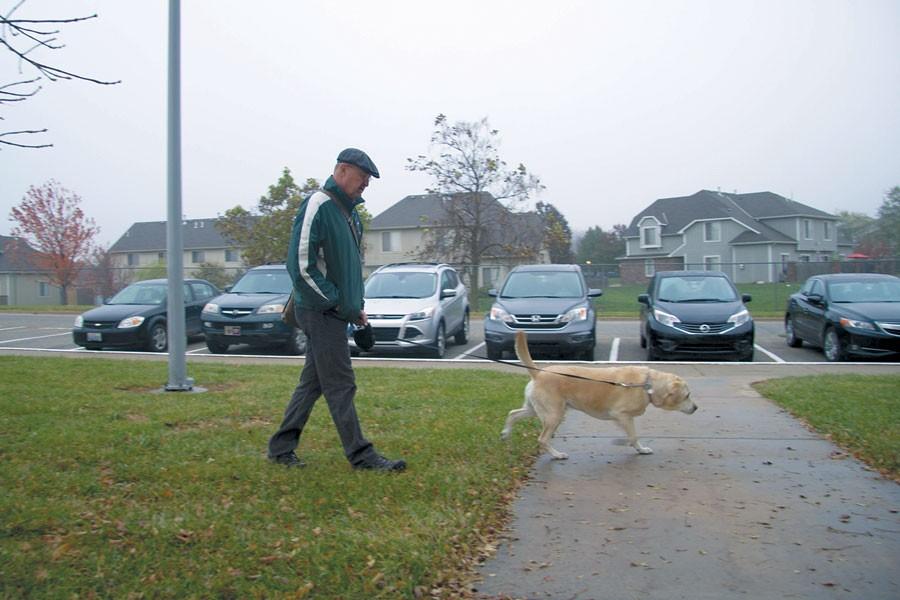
[356,310,368,327]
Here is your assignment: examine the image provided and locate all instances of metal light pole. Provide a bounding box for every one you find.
[165,0,192,391]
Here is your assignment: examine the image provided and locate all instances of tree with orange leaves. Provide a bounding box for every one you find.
[9,180,98,304]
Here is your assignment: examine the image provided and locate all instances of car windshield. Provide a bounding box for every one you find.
[231,270,292,294]
[657,276,738,302]
[365,272,436,299]
[500,271,584,298]
[108,283,167,305]
[828,279,900,303]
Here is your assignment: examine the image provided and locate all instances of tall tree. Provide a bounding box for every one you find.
[835,210,876,246]
[576,224,627,266]
[535,201,574,263]
[875,186,900,255]
[1,1,119,149]
[406,114,544,287]
[217,168,319,267]
[8,179,98,303]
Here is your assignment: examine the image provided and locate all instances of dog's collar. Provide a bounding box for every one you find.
[643,374,658,405]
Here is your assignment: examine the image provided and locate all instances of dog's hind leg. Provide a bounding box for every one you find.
[501,382,537,440]
[535,402,568,460]
[614,414,653,455]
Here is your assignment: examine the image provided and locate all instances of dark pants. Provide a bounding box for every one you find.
[268,308,375,465]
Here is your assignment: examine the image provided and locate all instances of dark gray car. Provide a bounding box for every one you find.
[483,264,601,361]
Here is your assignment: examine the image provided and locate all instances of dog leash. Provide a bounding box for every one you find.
[387,337,655,396]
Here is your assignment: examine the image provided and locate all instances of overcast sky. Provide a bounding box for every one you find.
[2,0,899,247]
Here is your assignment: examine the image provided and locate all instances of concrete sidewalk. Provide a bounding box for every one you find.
[475,364,900,600]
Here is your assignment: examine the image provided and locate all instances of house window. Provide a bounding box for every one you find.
[225,249,239,262]
[703,255,721,271]
[381,231,400,252]
[644,259,655,277]
[703,221,721,242]
[127,253,139,266]
[157,251,165,262]
[803,219,812,240]
[823,221,832,241]
[799,255,810,262]
[191,251,205,263]
[482,266,501,287]
[38,282,50,297]
[640,221,660,248]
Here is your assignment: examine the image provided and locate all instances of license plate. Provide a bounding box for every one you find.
[87,332,102,342]
[224,326,241,336]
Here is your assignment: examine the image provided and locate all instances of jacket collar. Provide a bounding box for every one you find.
[324,176,364,211]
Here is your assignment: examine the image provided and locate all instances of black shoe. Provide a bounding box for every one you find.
[353,455,406,472]
[270,451,305,468]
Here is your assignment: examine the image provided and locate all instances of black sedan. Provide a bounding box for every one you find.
[73,279,220,352]
[639,270,754,361]
[201,264,306,355]
[785,273,900,362]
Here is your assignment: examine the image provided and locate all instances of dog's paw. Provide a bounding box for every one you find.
[636,446,653,455]
[500,429,510,440]
[551,451,569,460]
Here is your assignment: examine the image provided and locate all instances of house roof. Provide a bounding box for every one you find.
[370,194,447,229]
[0,235,44,273]
[625,190,833,244]
[108,218,233,253]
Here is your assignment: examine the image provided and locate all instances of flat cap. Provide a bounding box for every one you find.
[337,148,380,178]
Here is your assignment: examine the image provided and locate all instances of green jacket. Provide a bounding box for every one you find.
[286,176,365,322]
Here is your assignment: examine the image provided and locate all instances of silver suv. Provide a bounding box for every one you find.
[349,263,469,358]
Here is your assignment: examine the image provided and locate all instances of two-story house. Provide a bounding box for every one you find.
[620,190,851,284]
[108,218,243,280]
[0,235,63,305]
[366,192,548,289]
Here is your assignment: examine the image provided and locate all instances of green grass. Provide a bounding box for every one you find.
[753,374,900,478]
[0,357,538,599]
[0,305,93,314]
[471,282,801,318]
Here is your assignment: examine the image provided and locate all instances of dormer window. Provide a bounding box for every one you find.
[640,218,661,248]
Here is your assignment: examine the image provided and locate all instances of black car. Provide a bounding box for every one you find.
[639,270,754,361]
[785,273,900,362]
[73,278,220,352]
[483,264,602,361]
[201,264,306,355]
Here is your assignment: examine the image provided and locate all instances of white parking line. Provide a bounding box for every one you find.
[455,341,486,360]
[0,326,26,332]
[0,332,72,344]
[755,343,785,363]
[186,347,208,354]
[609,337,620,362]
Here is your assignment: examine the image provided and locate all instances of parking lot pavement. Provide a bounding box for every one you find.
[475,364,900,600]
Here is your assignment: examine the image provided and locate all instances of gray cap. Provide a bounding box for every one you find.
[337,148,380,178]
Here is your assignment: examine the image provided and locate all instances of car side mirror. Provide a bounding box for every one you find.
[637,293,650,306]
[742,293,752,303]
[224,285,233,292]
[488,289,498,297]
[588,288,603,298]
[806,292,824,304]
[440,288,457,299]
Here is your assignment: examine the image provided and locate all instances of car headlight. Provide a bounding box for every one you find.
[489,305,515,323]
[652,308,680,328]
[560,306,588,322]
[74,315,83,328]
[118,316,145,328]
[728,309,751,327]
[839,317,876,331]
[408,306,436,320]
[257,303,285,315]
[202,302,220,314]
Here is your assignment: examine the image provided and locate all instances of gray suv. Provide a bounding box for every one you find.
[350,262,469,358]
[484,264,602,360]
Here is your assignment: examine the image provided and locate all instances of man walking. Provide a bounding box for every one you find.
[268,148,406,472]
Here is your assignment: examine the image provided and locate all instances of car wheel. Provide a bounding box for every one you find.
[84,345,101,351]
[430,322,446,359]
[146,321,168,352]
[639,330,647,349]
[486,344,503,361]
[646,340,658,361]
[785,317,802,348]
[823,327,846,362]
[580,345,595,361]
[284,327,307,355]
[206,339,229,354]
[738,348,755,362]
[454,311,470,345]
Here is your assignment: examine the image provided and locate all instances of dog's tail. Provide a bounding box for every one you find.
[515,330,537,377]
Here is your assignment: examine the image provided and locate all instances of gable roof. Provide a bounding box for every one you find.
[108,218,234,253]
[370,193,450,229]
[0,235,44,273]
[625,190,834,244]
